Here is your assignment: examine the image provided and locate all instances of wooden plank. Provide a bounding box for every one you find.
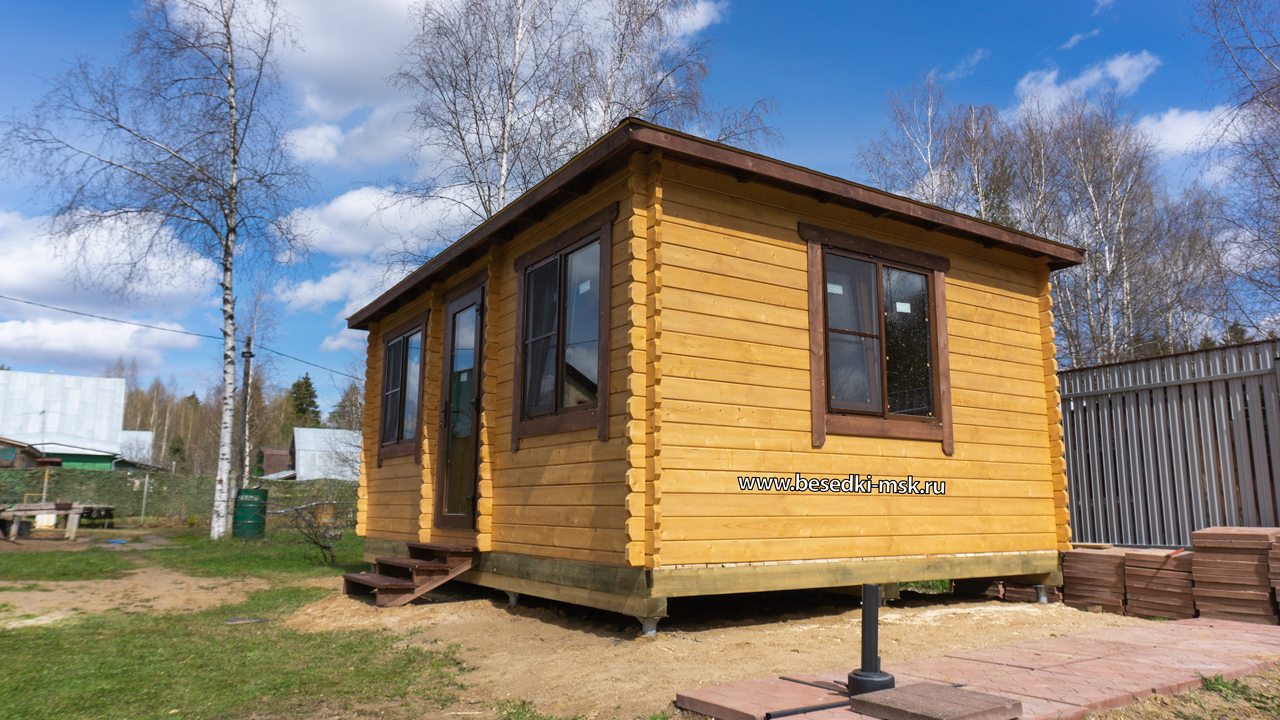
[661,447,1051,481]
[492,525,628,553]
[661,493,1052,517]
[663,353,810,390]
[660,514,1053,541]
[651,550,1059,597]
[664,330,809,371]
[658,533,1056,565]
[663,307,808,347]
[491,504,629,528]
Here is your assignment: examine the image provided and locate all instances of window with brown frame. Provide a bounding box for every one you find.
[511,204,616,450]
[379,313,427,462]
[799,222,954,455]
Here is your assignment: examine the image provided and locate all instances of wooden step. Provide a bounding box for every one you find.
[344,553,476,607]
[342,572,415,591]
[377,557,451,572]
[375,557,452,582]
[407,541,478,554]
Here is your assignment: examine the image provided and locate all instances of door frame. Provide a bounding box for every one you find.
[435,272,486,530]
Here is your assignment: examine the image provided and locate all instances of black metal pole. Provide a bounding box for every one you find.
[847,583,894,696]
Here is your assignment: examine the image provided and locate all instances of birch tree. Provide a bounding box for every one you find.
[855,74,961,208]
[1192,0,1280,327]
[3,0,311,538]
[390,0,778,264]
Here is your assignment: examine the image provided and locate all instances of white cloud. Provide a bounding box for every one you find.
[286,105,414,167]
[1060,29,1100,50]
[320,327,368,353]
[1014,51,1162,110]
[280,0,417,121]
[677,1,729,37]
[1138,106,1225,156]
[0,211,215,316]
[0,318,200,373]
[0,209,213,372]
[286,123,344,163]
[1105,51,1162,94]
[287,186,447,259]
[942,49,989,81]
[1094,0,1115,14]
[279,259,394,317]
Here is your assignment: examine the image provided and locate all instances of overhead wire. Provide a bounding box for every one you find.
[0,292,360,380]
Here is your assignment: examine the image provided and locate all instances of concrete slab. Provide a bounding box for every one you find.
[847,683,1020,720]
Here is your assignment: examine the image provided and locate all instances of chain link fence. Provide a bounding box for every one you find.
[0,468,358,527]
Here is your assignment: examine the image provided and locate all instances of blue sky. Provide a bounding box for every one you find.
[0,0,1225,411]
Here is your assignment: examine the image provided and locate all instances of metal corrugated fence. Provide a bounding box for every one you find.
[1060,340,1280,546]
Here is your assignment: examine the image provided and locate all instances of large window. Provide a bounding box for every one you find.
[799,222,954,455]
[511,204,616,449]
[379,314,427,461]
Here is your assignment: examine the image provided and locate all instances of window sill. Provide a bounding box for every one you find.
[515,406,598,447]
[824,413,944,443]
[378,439,418,464]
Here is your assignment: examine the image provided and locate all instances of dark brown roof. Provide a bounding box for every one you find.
[349,118,1084,330]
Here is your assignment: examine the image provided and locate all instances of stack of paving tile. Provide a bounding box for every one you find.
[1192,526,1280,625]
[1002,582,1062,603]
[1271,542,1280,598]
[1123,548,1195,619]
[1062,547,1127,614]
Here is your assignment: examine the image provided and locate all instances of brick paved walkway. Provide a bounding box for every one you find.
[676,618,1280,720]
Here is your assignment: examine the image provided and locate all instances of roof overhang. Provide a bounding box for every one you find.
[349,119,1084,330]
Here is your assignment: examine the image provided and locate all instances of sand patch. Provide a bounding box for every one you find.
[0,567,269,628]
[284,585,1151,720]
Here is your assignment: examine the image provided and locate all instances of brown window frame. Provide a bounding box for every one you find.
[510,203,617,451]
[378,311,429,464]
[799,222,954,455]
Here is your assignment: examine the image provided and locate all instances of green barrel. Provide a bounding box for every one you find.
[232,488,268,540]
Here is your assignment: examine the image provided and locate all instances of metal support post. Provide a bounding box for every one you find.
[847,583,895,696]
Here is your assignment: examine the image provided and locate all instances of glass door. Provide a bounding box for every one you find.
[436,285,483,529]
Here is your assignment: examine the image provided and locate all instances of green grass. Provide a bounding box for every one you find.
[1200,673,1280,713]
[141,528,367,579]
[901,579,952,594]
[495,700,583,720]
[0,583,50,592]
[0,547,135,581]
[0,586,465,720]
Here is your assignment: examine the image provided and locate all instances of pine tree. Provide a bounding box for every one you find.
[327,380,364,432]
[288,374,321,428]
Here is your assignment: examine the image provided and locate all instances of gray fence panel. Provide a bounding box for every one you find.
[1061,340,1280,546]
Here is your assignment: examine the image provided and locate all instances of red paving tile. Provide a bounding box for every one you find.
[674,619,1280,720]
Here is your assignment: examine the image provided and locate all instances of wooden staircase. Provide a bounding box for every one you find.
[343,542,478,607]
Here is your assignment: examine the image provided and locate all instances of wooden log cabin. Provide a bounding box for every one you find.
[345,119,1084,631]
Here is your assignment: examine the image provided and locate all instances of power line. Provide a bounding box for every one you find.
[0,292,359,380]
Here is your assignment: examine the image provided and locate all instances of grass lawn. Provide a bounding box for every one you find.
[0,530,467,720]
[141,527,368,579]
[0,547,135,581]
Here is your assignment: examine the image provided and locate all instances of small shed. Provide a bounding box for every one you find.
[348,119,1083,624]
[0,370,126,469]
[0,437,43,468]
[290,428,361,481]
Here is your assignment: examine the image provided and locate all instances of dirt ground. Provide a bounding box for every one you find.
[286,579,1153,720]
[1094,668,1280,720]
[0,564,268,629]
